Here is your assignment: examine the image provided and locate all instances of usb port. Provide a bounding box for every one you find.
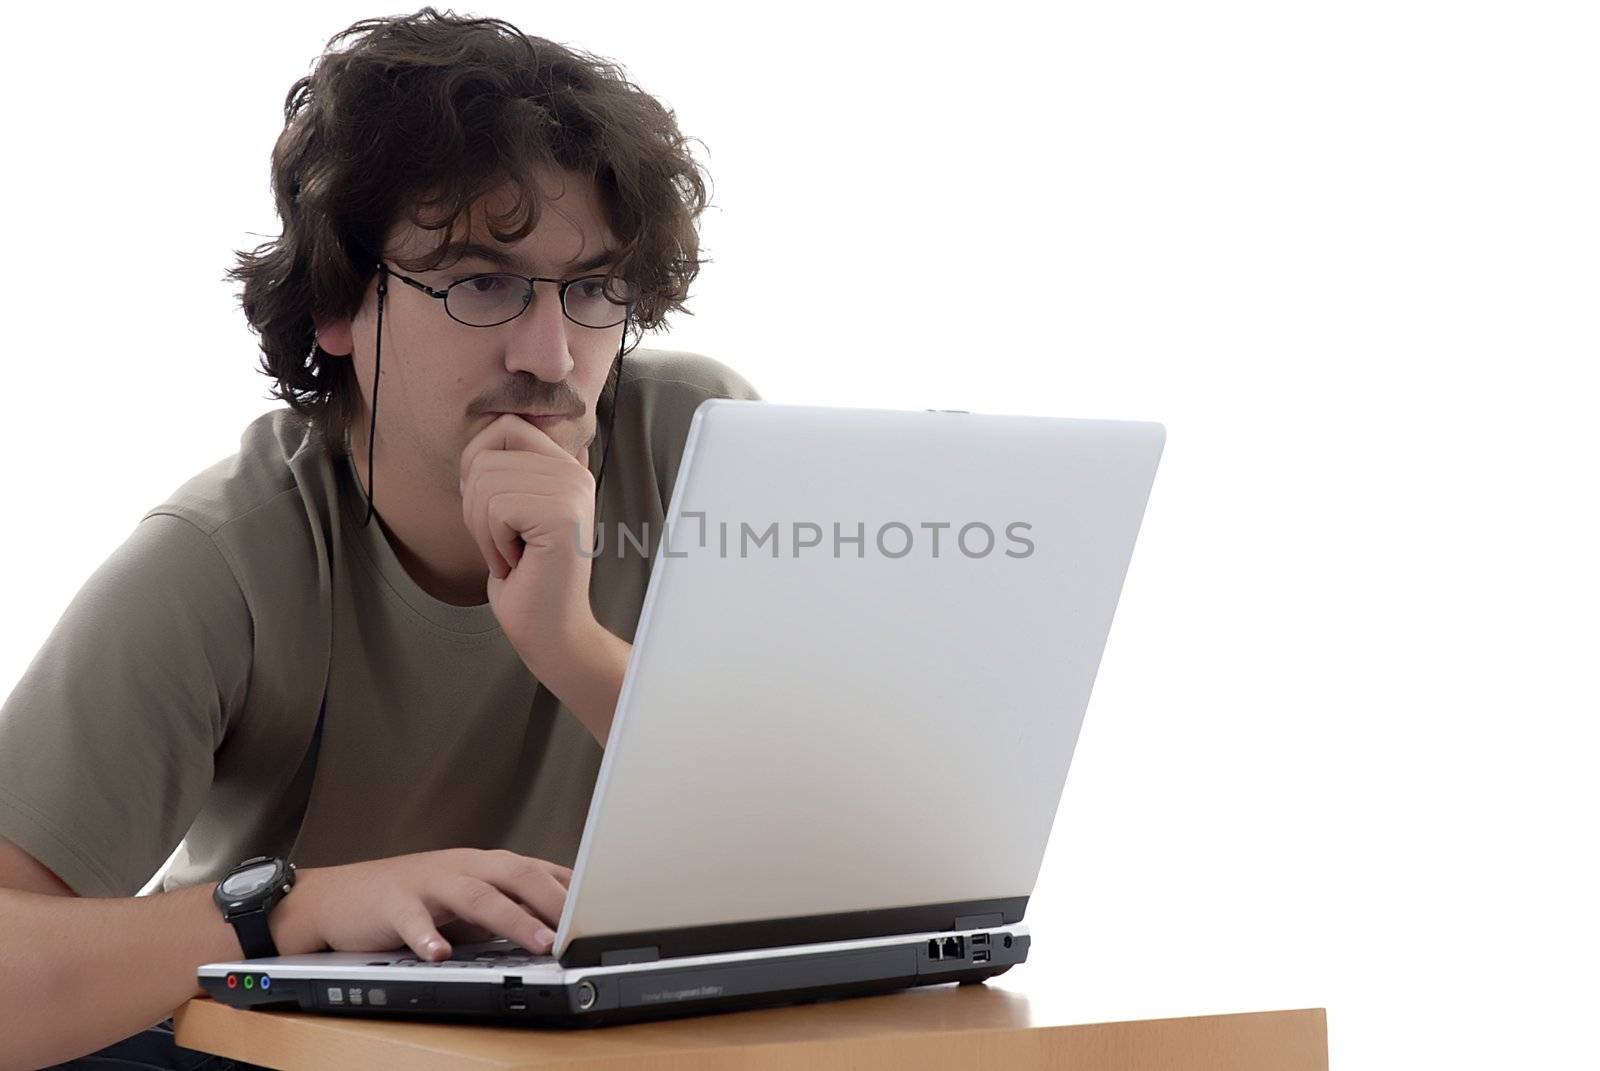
[971,933,990,947]
[973,951,991,963]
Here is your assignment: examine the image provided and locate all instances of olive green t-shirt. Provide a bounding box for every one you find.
[0,348,760,897]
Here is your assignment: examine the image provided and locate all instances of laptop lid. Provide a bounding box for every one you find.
[556,401,1164,967]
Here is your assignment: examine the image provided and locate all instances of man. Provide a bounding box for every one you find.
[0,9,758,1068]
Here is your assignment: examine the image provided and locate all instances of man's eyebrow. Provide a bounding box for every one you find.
[431,241,618,275]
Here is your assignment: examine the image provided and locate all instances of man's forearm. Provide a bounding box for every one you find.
[0,882,321,1070]
[521,617,631,747]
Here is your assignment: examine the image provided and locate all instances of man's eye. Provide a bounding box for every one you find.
[575,280,606,299]
[459,276,508,294]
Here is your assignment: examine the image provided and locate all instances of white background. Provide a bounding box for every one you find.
[2,2,1596,1066]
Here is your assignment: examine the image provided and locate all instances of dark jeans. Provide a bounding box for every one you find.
[47,1018,274,1071]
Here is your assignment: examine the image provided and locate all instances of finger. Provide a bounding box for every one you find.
[487,489,590,558]
[436,875,554,955]
[469,448,585,479]
[463,465,579,576]
[460,413,573,490]
[470,477,548,573]
[548,863,573,889]
[460,474,513,579]
[486,493,528,575]
[487,413,582,463]
[474,852,570,932]
[391,900,452,962]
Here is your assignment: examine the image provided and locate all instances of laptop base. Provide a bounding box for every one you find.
[200,930,1030,1028]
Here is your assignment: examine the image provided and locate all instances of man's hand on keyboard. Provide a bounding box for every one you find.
[272,847,572,961]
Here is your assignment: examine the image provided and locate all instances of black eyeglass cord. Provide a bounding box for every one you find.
[352,263,628,540]
[359,266,387,529]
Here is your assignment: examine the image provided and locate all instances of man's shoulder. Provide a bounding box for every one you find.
[143,407,331,540]
[622,348,761,411]
[612,349,760,508]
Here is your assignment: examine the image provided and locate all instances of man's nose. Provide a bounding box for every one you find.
[502,281,576,383]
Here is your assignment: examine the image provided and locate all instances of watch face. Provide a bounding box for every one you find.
[220,861,278,900]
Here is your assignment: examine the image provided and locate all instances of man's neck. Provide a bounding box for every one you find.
[347,441,490,608]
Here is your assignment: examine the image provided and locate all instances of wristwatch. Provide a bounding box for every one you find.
[213,855,296,959]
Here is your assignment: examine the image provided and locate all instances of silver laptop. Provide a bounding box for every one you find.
[200,400,1165,1025]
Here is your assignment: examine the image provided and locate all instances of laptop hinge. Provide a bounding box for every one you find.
[599,945,661,966]
[953,912,1004,930]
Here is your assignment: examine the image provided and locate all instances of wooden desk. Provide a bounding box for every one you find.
[174,985,1327,1070]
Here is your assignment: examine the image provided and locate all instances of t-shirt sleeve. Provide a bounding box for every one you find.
[0,512,252,897]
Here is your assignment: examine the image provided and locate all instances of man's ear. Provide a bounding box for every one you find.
[315,314,355,358]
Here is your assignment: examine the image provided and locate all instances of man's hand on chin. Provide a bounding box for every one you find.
[459,413,629,744]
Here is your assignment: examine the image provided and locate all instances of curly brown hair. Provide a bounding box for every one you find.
[227,7,713,457]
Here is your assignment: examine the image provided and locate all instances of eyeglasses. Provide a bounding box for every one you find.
[381,262,637,329]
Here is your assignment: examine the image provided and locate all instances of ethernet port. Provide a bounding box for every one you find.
[941,936,964,959]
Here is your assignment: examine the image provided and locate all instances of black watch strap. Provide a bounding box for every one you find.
[229,907,280,960]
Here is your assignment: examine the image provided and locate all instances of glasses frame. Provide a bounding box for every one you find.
[380,261,636,330]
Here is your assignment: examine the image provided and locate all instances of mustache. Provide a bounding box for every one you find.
[475,376,587,417]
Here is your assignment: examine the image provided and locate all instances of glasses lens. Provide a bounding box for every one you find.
[564,275,637,329]
[446,274,532,327]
